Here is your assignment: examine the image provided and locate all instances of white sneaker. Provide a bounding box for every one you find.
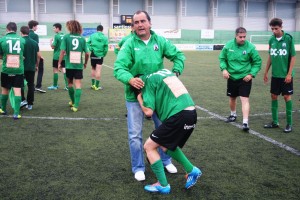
[165,163,178,174]
[134,171,145,181]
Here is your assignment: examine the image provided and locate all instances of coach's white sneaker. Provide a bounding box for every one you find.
[165,163,178,174]
[134,171,145,181]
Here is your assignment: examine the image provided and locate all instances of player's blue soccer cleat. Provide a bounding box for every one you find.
[48,85,58,90]
[185,166,202,189]
[13,114,21,120]
[144,182,171,194]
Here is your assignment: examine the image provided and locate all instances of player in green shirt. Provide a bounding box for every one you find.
[58,20,89,112]
[0,22,26,119]
[28,20,46,93]
[20,26,41,110]
[48,23,68,91]
[114,10,185,182]
[135,69,201,194]
[114,23,134,55]
[263,18,296,133]
[86,25,108,90]
[219,27,262,131]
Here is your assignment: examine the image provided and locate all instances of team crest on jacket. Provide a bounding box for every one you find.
[282,43,286,48]
[153,44,159,51]
[242,50,246,55]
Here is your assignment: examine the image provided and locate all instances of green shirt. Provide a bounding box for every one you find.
[114,32,133,55]
[219,39,262,80]
[268,31,296,78]
[0,32,25,75]
[52,32,65,60]
[114,30,185,102]
[23,36,39,72]
[87,31,108,57]
[60,33,89,70]
[141,69,195,122]
[29,30,39,43]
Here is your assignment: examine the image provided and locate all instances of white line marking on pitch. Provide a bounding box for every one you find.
[196,105,300,157]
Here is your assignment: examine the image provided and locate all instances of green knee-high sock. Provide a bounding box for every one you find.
[271,100,278,124]
[286,100,293,125]
[14,96,21,115]
[53,73,59,87]
[167,147,193,173]
[1,94,8,112]
[150,159,168,186]
[95,80,100,87]
[74,89,82,108]
[64,74,68,87]
[91,79,95,86]
[68,87,75,104]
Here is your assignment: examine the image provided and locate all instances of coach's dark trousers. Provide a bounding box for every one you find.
[22,71,35,105]
[36,58,44,88]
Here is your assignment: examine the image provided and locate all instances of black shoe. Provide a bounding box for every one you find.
[264,122,279,128]
[242,123,249,131]
[35,87,46,93]
[225,115,237,123]
[283,124,292,133]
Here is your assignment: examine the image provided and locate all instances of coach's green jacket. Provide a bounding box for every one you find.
[114,30,185,102]
[219,39,262,80]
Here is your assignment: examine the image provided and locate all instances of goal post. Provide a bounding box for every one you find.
[249,35,272,45]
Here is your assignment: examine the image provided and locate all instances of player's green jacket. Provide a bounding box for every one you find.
[60,33,89,70]
[268,31,296,78]
[219,39,262,80]
[0,32,25,75]
[52,32,65,60]
[87,31,108,57]
[141,69,195,122]
[23,36,39,72]
[114,30,185,102]
[114,32,133,55]
[29,30,39,43]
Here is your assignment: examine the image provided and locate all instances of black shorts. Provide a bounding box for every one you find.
[271,77,293,96]
[66,69,83,80]
[53,60,65,68]
[150,109,197,151]
[227,78,252,97]
[1,73,24,89]
[90,52,104,68]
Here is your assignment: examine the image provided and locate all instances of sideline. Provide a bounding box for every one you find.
[196,105,300,157]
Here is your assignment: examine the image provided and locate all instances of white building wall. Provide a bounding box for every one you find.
[0,13,31,23]
[181,17,208,30]
[213,17,239,30]
[151,16,177,29]
[38,14,73,23]
[244,18,269,31]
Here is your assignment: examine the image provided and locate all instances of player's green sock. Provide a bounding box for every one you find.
[68,87,75,104]
[1,94,8,112]
[53,73,58,87]
[64,74,68,88]
[167,147,193,173]
[271,100,278,124]
[91,79,95,86]
[95,80,100,87]
[150,159,168,187]
[13,96,21,115]
[74,89,82,108]
[286,100,292,125]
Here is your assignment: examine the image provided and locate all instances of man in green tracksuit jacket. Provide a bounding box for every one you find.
[219,27,262,131]
[87,25,108,90]
[114,10,185,182]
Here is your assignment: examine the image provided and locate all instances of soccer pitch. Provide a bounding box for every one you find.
[0,51,299,199]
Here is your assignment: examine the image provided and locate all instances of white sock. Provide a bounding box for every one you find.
[243,119,248,124]
[231,111,237,116]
